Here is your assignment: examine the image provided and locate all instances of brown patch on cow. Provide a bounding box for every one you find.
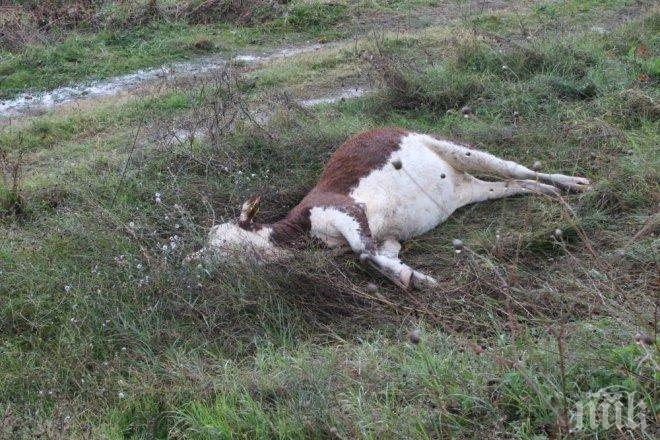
[315,128,408,194]
[268,191,373,247]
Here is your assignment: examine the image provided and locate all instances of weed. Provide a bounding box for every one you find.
[0,149,24,216]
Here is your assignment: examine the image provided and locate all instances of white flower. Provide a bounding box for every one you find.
[175,223,180,229]
[138,276,150,287]
[128,221,135,228]
[118,392,125,398]
[155,197,162,204]
[162,244,168,251]
[64,285,72,293]
[136,263,143,270]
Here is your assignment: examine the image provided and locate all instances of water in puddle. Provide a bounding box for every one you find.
[299,88,367,107]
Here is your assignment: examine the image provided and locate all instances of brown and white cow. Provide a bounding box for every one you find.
[188,128,590,288]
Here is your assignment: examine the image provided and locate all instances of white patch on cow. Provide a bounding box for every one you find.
[349,133,466,241]
[309,207,364,251]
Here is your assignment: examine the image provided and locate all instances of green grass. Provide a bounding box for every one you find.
[0,0,450,100]
[1,0,659,438]
[0,0,359,99]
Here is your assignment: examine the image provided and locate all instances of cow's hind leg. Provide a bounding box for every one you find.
[423,136,591,192]
[458,175,561,206]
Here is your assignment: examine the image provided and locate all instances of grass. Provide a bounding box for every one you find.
[0,0,455,100]
[1,0,659,438]
[0,0,357,99]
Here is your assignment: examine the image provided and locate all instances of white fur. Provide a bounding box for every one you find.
[350,133,464,241]
[204,222,281,263]
[309,206,364,251]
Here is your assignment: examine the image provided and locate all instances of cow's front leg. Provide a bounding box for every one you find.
[310,203,437,289]
[360,253,437,289]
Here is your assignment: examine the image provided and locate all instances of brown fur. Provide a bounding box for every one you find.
[314,128,408,194]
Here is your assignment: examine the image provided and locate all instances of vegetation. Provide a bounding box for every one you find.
[1,0,658,438]
[0,0,422,98]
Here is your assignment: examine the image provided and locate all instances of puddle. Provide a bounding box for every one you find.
[299,87,368,107]
[0,43,327,119]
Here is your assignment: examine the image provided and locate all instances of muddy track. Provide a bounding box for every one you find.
[0,1,520,122]
[0,43,332,120]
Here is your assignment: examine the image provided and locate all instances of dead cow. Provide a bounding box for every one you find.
[188,128,591,288]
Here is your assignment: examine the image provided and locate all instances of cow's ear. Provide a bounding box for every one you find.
[239,196,261,226]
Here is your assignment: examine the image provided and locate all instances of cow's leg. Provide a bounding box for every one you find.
[457,174,561,206]
[312,205,435,289]
[422,136,591,192]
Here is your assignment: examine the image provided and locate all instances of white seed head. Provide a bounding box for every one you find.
[452,238,464,252]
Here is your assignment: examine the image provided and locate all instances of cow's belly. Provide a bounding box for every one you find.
[349,142,462,241]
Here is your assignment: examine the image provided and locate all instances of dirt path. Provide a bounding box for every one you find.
[0,43,332,121]
[0,0,522,122]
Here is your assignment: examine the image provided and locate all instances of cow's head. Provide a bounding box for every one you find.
[185,197,285,265]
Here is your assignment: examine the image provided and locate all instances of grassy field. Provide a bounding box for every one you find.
[0,0,439,99]
[1,0,659,438]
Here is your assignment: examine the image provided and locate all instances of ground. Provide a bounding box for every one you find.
[0,0,658,438]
